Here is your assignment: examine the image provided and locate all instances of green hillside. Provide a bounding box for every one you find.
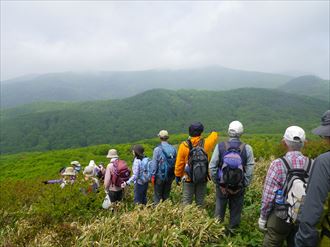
[1,134,327,246]
[1,66,292,108]
[278,75,330,102]
[1,88,327,154]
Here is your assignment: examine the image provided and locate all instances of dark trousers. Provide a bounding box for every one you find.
[153,177,174,204]
[108,190,123,203]
[134,182,148,205]
[182,181,207,206]
[215,185,244,229]
[263,211,296,247]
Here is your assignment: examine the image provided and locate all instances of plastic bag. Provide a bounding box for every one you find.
[102,194,111,209]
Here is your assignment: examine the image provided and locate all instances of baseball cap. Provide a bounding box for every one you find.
[158,130,169,138]
[283,126,306,143]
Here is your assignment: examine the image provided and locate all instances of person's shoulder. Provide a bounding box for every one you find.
[314,151,330,165]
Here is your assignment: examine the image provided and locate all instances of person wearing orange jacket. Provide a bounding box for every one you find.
[175,122,218,206]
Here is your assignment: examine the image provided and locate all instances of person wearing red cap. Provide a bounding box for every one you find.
[174,122,218,206]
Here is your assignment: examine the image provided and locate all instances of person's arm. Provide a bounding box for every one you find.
[204,131,219,157]
[295,154,330,247]
[104,164,111,190]
[244,144,255,187]
[151,147,161,176]
[209,144,220,184]
[126,159,139,185]
[260,161,282,220]
[174,142,187,178]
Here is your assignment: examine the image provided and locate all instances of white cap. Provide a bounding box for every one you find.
[158,130,169,138]
[88,160,96,167]
[228,121,244,137]
[70,161,81,167]
[283,126,306,143]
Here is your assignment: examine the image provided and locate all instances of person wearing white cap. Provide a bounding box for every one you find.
[70,161,82,174]
[295,110,330,247]
[259,126,313,247]
[209,120,254,233]
[150,130,177,204]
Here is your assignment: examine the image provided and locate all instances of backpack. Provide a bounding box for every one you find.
[186,139,209,184]
[138,157,152,184]
[110,160,131,187]
[279,157,313,223]
[157,144,176,181]
[217,141,246,191]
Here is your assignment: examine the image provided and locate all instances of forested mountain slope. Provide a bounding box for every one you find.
[1,88,327,154]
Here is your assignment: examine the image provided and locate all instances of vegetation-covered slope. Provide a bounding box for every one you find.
[278,75,330,102]
[1,66,292,108]
[1,88,327,154]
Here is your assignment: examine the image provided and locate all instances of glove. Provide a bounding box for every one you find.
[258,217,267,232]
[151,175,155,186]
[121,182,127,188]
[175,176,181,186]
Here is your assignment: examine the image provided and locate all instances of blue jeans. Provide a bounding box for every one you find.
[134,182,148,205]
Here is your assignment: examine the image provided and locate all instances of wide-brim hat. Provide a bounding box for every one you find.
[63,167,76,176]
[83,165,95,177]
[70,161,81,167]
[312,110,330,137]
[106,149,119,159]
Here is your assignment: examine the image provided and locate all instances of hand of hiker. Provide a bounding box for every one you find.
[175,176,181,186]
[151,175,155,185]
[42,181,48,184]
[121,182,127,188]
[258,217,267,232]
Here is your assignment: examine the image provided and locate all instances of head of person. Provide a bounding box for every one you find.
[189,122,204,137]
[312,110,330,145]
[132,144,144,159]
[158,130,169,141]
[70,161,81,173]
[282,126,306,151]
[62,167,76,180]
[228,121,244,138]
[106,149,119,159]
[83,165,95,180]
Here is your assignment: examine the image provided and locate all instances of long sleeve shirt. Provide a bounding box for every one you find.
[175,131,218,182]
[295,151,330,247]
[127,157,142,185]
[209,138,255,186]
[104,158,122,192]
[151,141,177,177]
[260,151,309,219]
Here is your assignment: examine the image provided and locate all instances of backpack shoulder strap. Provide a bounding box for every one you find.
[224,141,229,151]
[198,138,205,148]
[280,156,291,171]
[186,139,193,151]
[305,158,312,174]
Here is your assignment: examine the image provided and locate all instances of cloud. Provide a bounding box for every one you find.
[1,1,329,80]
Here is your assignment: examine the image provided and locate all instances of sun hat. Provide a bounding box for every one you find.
[106,149,119,159]
[132,144,144,156]
[189,122,204,137]
[83,165,95,177]
[62,167,76,176]
[312,110,330,137]
[70,161,81,167]
[283,126,306,143]
[88,160,96,166]
[158,130,169,138]
[228,121,244,137]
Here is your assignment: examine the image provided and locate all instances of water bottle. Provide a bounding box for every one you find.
[275,189,284,205]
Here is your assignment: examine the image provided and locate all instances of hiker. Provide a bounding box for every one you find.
[97,162,106,181]
[42,167,66,185]
[121,145,151,205]
[174,122,218,206]
[71,161,82,174]
[82,160,100,193]
[104,149,130,203]
[209,120,255,232]
[151,130,177,204]
[295,110,330,247]
[258,126,313,247]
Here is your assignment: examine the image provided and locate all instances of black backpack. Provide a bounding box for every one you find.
[186,139,209,184]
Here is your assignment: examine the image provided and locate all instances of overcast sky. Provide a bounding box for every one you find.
[1,1,329,81]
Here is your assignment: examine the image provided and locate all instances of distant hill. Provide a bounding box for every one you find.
[277,75,330,102]
[0,88,327,154]
[0,66,292,108]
